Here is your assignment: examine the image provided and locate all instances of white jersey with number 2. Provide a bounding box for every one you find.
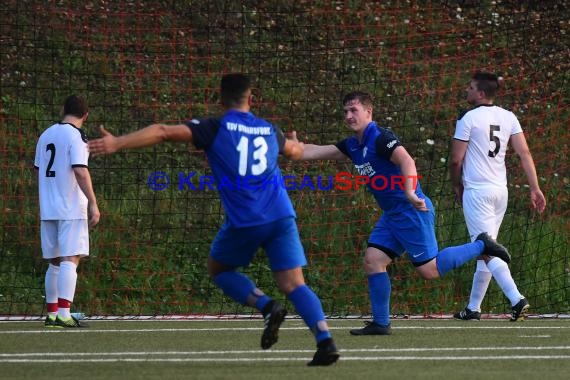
[34,123,89,220]
[454,104,523,190]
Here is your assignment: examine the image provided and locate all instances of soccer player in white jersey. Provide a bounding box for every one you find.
[449,72,546,321]
[34,94,100,328]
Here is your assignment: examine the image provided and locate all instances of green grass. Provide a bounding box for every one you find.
[0,318,569,379]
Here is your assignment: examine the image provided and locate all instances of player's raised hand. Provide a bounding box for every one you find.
[289,130,299,143]
[89,125,119,156]
[283,131,305,161]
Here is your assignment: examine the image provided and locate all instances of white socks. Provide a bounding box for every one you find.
[467,258,524,311]
[57,261,78,319]
[45,264,60,318]
[487,257,523,306]
[45,264,60,303]
[467,260,492,312]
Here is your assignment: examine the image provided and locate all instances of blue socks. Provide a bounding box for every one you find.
[365,241,484,326]
[436,240,484,276]
[213,271,270,310]
[288,285,331,343]
[368,272,391,326]
[214,273,331,344]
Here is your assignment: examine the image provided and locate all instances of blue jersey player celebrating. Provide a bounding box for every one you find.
[292,91,511,334]
[88,73,339,366]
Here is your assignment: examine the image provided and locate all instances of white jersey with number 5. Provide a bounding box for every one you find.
[34,123,89,220]
[454,104,523,189]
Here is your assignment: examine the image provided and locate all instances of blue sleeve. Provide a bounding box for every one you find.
[186,118,220,150]
[375,128,401,160]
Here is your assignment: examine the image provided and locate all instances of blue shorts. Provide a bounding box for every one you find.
[368,198,439,265]
[210,216,307,271]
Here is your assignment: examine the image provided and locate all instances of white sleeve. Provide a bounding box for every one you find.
[70,133,89,167]
[454,115,471,141]
[510,112,523,135]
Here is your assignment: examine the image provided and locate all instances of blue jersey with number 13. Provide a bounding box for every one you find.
[187,109,295,228]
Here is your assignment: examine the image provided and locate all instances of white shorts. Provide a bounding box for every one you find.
[462,186,508,241]
[40,220,90,259]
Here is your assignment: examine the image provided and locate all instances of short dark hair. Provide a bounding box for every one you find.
[220,73,252,107]
[472,71,500,98]
[63,94,88,118]
[342,91,374,108]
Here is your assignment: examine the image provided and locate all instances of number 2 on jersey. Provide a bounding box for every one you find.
[236,136,268,176]
[45,143,56,177]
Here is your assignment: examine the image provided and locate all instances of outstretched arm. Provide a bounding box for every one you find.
[510,133,546,213]
[289,131,348,161]
[89,124,192,156]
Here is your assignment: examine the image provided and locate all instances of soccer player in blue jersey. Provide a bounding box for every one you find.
[88,73,339,366]
[291,91,511,335]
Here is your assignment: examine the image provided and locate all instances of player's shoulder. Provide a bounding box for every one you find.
[377,125,398,137]
[375,125,392,134]
[38,122,59,137]
[483,105,519,123]
[495,105,517,118]
[373,125,400,147]
[74,126,88,143]
[63,123,88,143]
[458,104,504,121]
[457,105,484,121]
[39,122,86,142]
[189,117,221,127]
[187,117,222,135]
[457,108,470,121]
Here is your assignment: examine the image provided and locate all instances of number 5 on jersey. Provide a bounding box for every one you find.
[488,125,500,158]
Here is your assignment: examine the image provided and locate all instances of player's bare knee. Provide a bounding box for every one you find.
[363,250,389,273]
[416,262,440,280]
[419,271,439,280]
[207,257,231,278]
[363,260,388,274]
[60,255,81,266]
[274,267,305,294]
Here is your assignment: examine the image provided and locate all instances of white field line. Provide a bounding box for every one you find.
[1,325,569,334]
[2,346,570,363]
[2,346,570,357]
[1,355,570,363]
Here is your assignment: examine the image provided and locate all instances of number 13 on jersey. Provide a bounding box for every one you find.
[236,136,268,176]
